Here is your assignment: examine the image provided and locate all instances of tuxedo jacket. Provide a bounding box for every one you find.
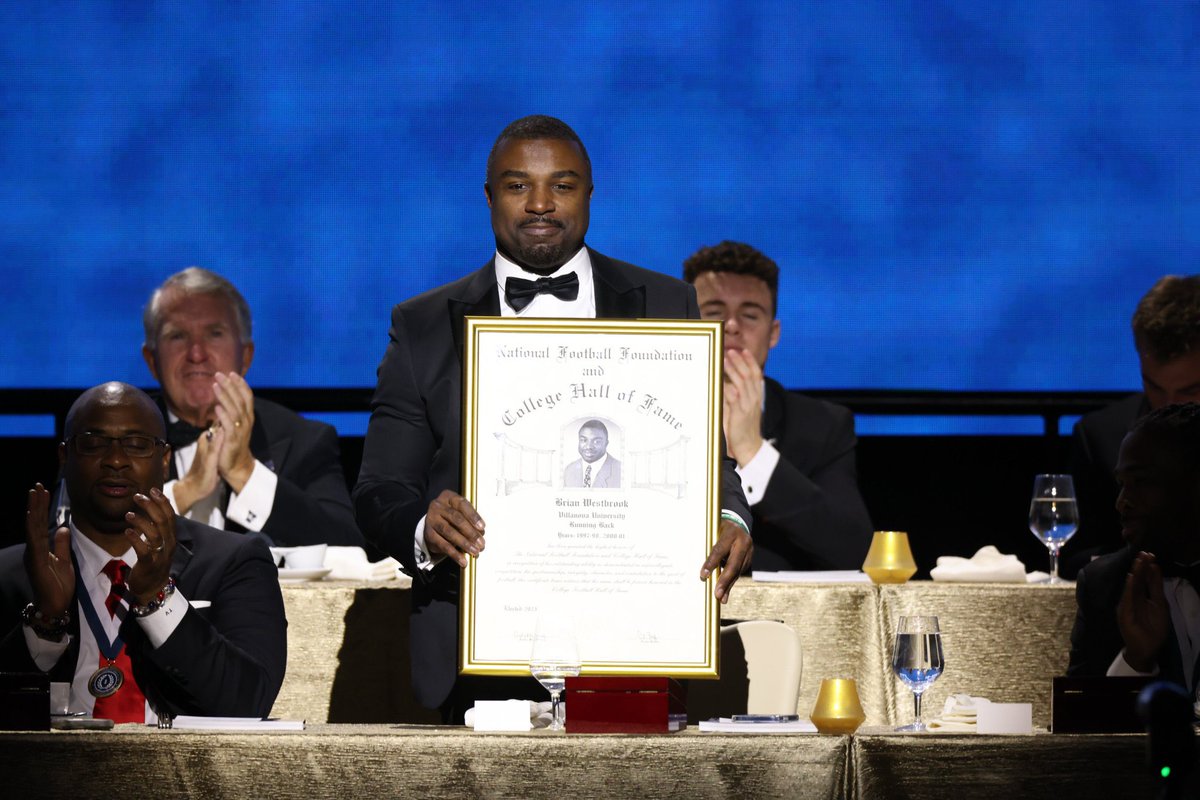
[750,377,873,571]
[354,249,752,712]
[167,396,363,548]
[0,516,288,718]
[563,456,621,489]
[1067,546,1195,688]
[1066,393,1145,577]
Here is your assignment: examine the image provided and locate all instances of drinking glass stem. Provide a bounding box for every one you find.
[1047,545,1061,583]
[912,689,923,727]
[550,689,564,730]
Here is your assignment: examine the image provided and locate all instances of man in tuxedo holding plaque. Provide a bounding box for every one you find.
[1067,403,1200,700]
[683,240,873,571]
[140,267,362,547]
[354,115,753,722]
[0,382,286,722]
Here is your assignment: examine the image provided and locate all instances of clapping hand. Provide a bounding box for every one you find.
[123,488,178,605]
[722,349,765,467]
[212,372,257,492]
[171,371,257,512]
[1117,551,1170,672]
[23,483,74,619]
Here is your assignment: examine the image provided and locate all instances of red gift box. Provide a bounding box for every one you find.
[565,677,687,733]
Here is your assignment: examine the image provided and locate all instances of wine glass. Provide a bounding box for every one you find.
[1028,474,1079,584]
[528,612,581,731]
[891,615,944,732]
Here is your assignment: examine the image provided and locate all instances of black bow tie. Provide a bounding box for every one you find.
[166,418,208,449]
[1158,559,1200,589]
[504,272,580,312]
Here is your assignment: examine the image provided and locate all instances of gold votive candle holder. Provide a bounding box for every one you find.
[862,530,917,584]
[810,678,866,734]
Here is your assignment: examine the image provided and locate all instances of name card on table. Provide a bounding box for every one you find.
[976,703,1033,734]
[471,700,534,732]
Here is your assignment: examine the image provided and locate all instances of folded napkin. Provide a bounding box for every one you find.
[930,546,1045,583]
[927,694,991,732]
[324,546,406,582]
[464,700,553,729]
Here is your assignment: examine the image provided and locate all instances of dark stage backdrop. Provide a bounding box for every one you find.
[2,2,1194,434]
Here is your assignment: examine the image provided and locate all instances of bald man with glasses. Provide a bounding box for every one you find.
[0,382,286,723]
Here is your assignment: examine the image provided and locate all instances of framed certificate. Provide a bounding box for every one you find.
[459,317,724,678]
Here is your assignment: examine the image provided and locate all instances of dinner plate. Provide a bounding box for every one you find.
[277,567,332,582]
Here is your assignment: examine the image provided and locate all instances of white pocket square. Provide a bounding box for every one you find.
[189,600,212,609]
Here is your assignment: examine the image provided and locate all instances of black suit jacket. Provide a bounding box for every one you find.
[354,249,752,712]
[1067,546,1193,687]
[749,377,872,570]
[0,517,288,718]
[168,396,363,547]
[1066,393,1146,577]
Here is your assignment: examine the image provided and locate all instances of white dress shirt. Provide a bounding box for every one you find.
[22,523,190,721]
[162,411,278,531]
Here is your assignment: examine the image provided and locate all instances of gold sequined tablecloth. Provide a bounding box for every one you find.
[2,725,1176,800]
[274,581,439,724]
[0,725,850,800]
[876,582,1077,729]
[276,579,1078,728]
[723,580,889,725]
[850,728,1170,800]
[723,579,1077,728]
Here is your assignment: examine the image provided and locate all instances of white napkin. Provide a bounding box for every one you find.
[927,693,991,732]
[930,546,1041,583]
[323,546,406,582]
[464,700,553,729]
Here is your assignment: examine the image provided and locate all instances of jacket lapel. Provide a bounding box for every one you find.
[762,377,785,442]
[448,260,502,359]
[167,518,196,585]
[248,416,284,474]
[590,249,646,319]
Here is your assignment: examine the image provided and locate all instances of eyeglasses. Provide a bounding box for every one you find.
[67,433,166,458]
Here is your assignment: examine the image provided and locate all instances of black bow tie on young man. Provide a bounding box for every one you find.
[504,272,580,312]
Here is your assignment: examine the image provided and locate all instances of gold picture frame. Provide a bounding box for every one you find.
[459,317,723,678]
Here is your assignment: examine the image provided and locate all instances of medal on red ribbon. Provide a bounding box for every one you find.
[74,565,128,699]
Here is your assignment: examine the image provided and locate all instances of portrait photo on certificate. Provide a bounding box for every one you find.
[460,317,723,678]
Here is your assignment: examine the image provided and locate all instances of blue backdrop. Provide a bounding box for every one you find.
[2,2,1194,410]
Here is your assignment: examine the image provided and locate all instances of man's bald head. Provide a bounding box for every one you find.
[64,382,165,441]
